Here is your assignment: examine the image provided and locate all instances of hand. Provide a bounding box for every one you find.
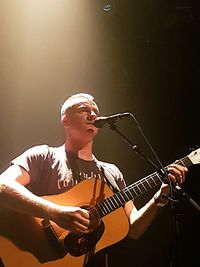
[166,163,188,185]
[50,206,90,234]
[154,164,188,206]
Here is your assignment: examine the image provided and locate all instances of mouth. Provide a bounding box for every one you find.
[86,121,95,127]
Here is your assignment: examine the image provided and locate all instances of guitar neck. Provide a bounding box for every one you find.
[96,155,193,218]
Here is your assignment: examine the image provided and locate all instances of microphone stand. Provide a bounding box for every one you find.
[108,122,167,176]
[108,122,200,212]
[108,122,200,267]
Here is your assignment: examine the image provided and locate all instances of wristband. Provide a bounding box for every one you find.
[153,192,168,207]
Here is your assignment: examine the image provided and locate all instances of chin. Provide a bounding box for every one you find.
[87,127,98,136]
[87,128,95,134]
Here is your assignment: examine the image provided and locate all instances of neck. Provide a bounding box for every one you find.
[64,139,94,161]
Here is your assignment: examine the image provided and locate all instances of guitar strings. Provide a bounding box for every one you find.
[86,172,162,220]
[87,156,189,220]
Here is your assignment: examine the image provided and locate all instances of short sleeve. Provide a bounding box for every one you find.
[11,144,49,185]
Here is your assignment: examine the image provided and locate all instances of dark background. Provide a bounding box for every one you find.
[0,1,200,266]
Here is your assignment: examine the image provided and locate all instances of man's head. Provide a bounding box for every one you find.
[60,93,99,117]
[60,93,99,146]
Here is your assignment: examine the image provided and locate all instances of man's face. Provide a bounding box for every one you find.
[64,101,99,141]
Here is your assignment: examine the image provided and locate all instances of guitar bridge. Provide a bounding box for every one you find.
[64,220,105,257]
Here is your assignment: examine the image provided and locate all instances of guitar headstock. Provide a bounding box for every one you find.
[188,148,200,165]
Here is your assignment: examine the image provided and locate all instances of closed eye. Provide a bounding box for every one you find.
[78,107,99,116]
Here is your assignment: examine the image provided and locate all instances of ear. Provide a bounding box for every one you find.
[61,114,69,128]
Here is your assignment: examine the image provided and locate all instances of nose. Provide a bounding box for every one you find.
[88,110,97,121]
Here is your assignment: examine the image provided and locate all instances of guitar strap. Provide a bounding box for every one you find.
[102,166,120,193]
[0,257,5,267]
[97,163,120,193]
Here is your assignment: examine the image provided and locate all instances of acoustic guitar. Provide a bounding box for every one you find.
[0,148,199,267]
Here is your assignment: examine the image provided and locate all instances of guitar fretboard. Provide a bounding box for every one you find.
[95,155,192,218]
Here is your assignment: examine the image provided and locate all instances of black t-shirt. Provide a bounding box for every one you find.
[11,144,126,196]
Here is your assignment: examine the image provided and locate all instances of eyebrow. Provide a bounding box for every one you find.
[67,102,99,114]
[78,105,99,114]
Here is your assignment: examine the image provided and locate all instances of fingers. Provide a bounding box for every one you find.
[72,208,100,234]
[54,206,90,233]
[77,209,90,227]
[54,206,100,234]
[71,208,90,233]
[167,164,188,185]
[154,164,187,207]
[73,220,90,234]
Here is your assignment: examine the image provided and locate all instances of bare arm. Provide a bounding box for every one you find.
[0,165,90,233]
[124,164,187,239]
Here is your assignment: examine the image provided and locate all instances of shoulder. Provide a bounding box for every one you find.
[20,144,51,158]
[25,144,50,153]
[95,159,123,178]
[10,144,65,174]
[95,158,126,190]
[11,144,60,162]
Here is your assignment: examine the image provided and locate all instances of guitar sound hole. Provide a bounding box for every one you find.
[64,221,105,257]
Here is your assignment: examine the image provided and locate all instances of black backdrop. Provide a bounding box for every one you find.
[0,1,200,266]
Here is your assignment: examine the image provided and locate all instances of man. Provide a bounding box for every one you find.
[0,93,187,266]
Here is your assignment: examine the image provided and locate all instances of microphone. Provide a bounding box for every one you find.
[94,112,131,128]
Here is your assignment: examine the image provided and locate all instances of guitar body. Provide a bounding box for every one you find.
[0,178,130,267]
